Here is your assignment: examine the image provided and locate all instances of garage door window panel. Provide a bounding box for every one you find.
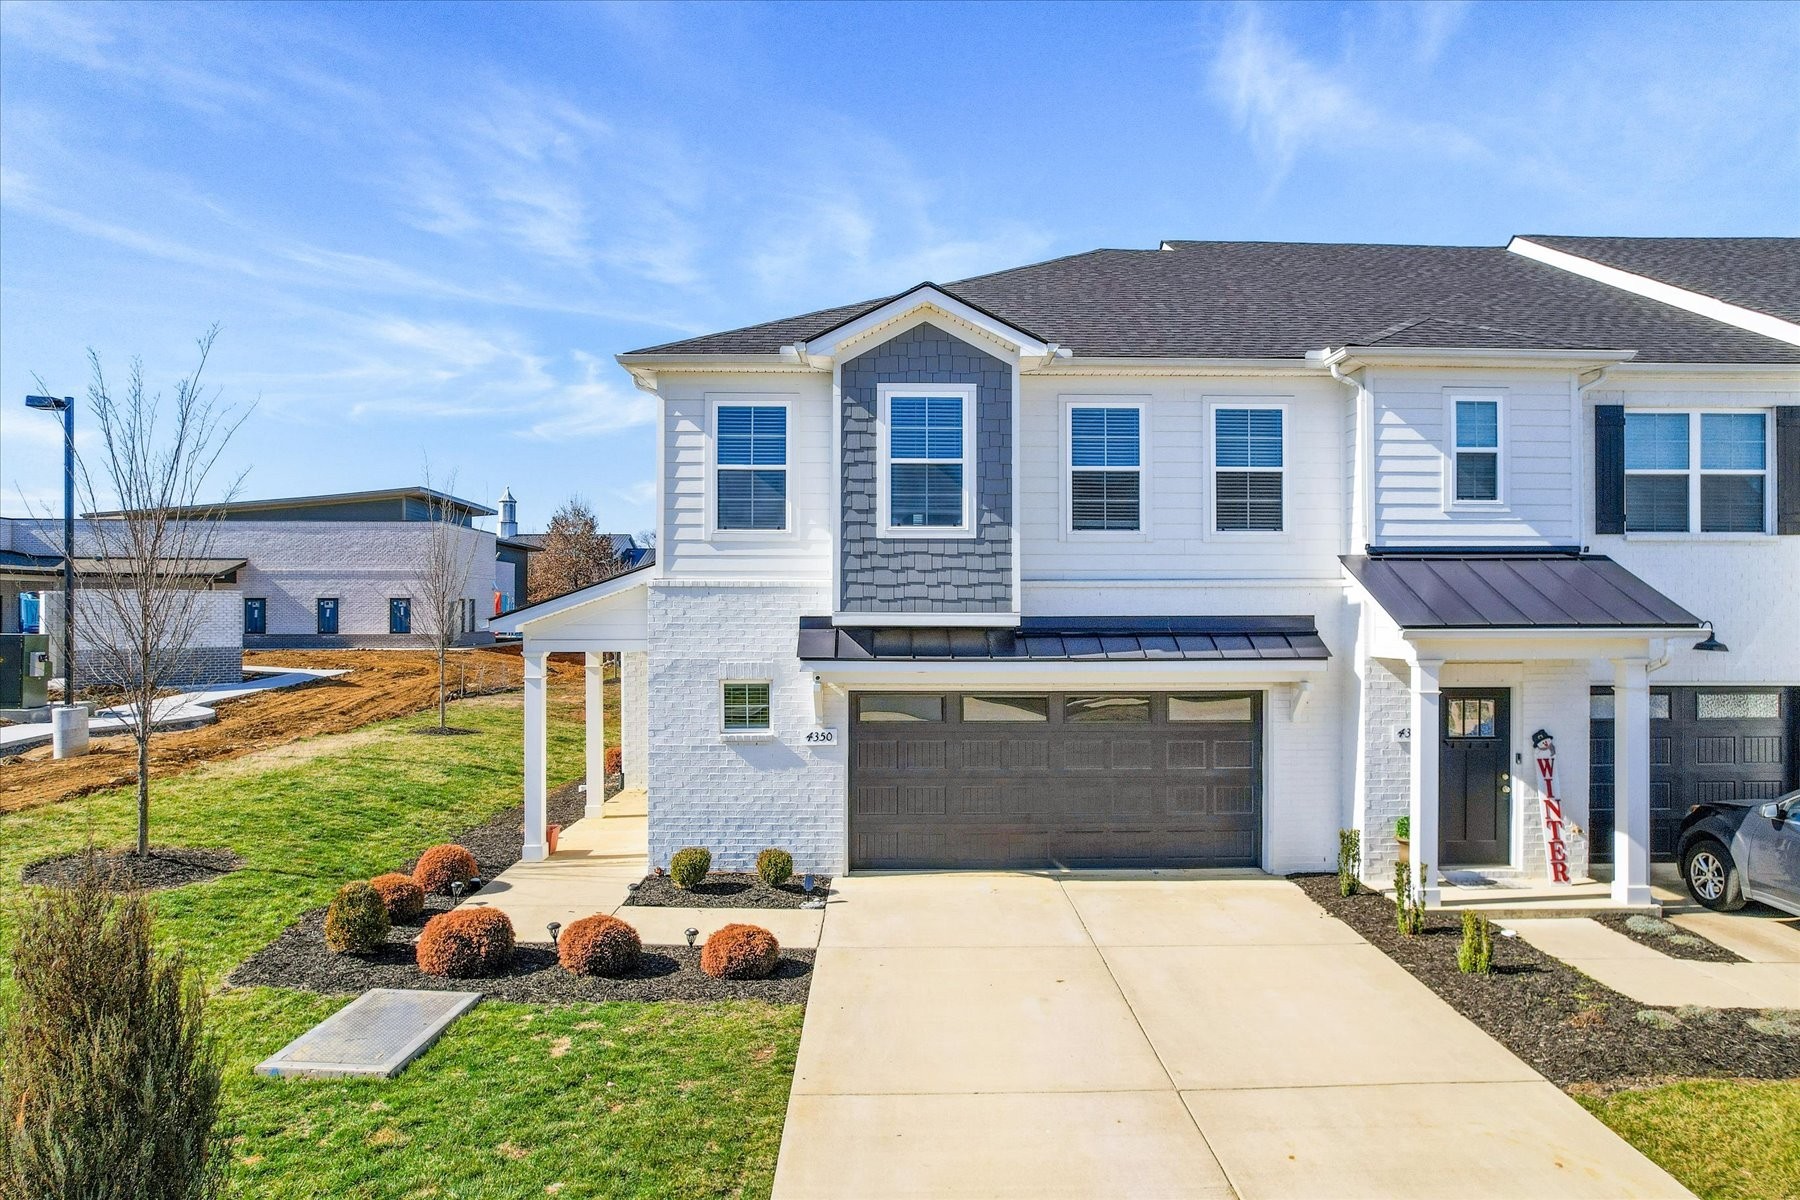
[1065,695,1151,723]
[1169,693,1255,722]
[857,694,944,722]
[961,695,1050,722]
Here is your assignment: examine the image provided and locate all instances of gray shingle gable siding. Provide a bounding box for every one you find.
[630,241,1800,363]
[839,323,1013,614]
[1523,236,1800,324]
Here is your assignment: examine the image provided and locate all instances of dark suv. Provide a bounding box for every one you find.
[1677,790,1800,914]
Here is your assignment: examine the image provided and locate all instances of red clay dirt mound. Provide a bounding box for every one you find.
[1,647,587,816]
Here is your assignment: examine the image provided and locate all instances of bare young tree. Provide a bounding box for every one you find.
[413,469,484,732]
[71,327,248,857]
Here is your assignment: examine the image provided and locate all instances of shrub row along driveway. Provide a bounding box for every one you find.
[773,873,1691,1200]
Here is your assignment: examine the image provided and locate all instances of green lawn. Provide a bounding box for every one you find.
[1577,1080,1800,1200]
[1,689,804,1199]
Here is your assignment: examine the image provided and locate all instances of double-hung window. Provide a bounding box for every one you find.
[1213,407,1283,532]
[883,386,973,533]
[1625,410,1768,533]
[1452,397,1502,502]
[715,403,788,531]
[1069,404,1141,531]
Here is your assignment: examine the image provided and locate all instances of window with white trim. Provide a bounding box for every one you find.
[715,404,787,531]
[721,681,772,733]
[1069,405,1141,531]
[1213,407,1283,532]
[883,388,972,532]
[1625,410,1768,533]
[1452,398,1501,502]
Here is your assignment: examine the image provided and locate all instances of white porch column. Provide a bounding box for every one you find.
[522,647,549,862]
[584,651,607,819]
[1611,657,1654,906]
[1409,657,1443,908]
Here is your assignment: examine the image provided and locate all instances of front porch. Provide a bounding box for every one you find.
[1344,551,1711,912]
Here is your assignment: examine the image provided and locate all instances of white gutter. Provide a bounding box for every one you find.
[1510,237,1800,348]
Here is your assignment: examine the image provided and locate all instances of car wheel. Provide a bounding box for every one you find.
[1682,838,1744,911]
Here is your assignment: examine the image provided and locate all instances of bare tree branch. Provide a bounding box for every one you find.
[69,326,251,855]
[413,466,485,731]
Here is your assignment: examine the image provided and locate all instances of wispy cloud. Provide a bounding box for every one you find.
[1207,6,1481,177]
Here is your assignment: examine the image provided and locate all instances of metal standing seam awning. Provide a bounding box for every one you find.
[798,615,1330,663]
[1339,553,1703,631]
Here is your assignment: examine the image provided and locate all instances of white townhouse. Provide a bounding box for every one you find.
[496,236,1800,908]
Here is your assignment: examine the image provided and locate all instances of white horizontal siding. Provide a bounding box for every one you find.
[656,371,833,583]
[1017,375,1347,582]
[1370,367,1578,546]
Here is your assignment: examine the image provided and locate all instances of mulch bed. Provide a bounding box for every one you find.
[22,846,243,891]
[412,726,480,737]
[624,872,832,910]
[229,778,812,1004]
[1594,913,1747,963]
[1293,874,1800,1087]
[229,901,812,1004]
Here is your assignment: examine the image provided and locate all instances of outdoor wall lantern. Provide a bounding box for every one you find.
[1691,621,1729,653]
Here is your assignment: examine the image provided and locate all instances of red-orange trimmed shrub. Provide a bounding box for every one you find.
[415,907,515,978]
[412,844,478,894]
[557,914,642,977]
[699,923,780,980]
[604,746,622,778]
[368,872,425,921]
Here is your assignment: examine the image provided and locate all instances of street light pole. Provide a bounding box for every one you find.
[24,394,77,707]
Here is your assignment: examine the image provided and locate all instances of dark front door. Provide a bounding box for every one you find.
[243,597,266,635]
[316,597,339,635]
[1440,688,1511,866]
[389,597,412,634]
[848,690,1263,870]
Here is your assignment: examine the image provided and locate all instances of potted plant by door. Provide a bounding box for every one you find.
[1394,816,1410,865]
[547,823,562,855]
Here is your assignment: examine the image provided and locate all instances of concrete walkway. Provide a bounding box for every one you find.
[461,791,826,947]
[0,665,348,754]
[1501,908,1800,1009]
[773,873,1690,1200]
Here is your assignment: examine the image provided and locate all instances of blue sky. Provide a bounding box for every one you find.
[3,0,1796,532]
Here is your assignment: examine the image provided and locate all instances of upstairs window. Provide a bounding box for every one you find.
[1452,398,1501,502]
[1214,407,1283,532]
[1069,405,1141,531]
[883,387,973,533]
[715,404,788,531]
[1625,410,1767,533]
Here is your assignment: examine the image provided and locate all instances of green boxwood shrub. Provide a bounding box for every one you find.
[756,848,794,888]
[324,881,391,955]
[1457,912,1494,974]
[669,847,711,890]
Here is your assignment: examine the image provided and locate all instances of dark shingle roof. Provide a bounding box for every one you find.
[796,615,1329,662]
[629,241,1800,363]
[1341,554,1700,630]
[1522,236,1800,324]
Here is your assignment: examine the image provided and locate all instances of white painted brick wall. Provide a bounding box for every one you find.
[1262,677,1345,874]
[43,588,242,686]
[1358,657,1414,880]
[1518,661,1592,881]
[645,580,845,873]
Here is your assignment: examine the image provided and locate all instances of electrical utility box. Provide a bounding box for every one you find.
[0,634,51,710]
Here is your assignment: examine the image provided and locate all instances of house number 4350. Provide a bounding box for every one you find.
[804,728,839,746]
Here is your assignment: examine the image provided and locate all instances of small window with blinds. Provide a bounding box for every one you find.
[715,403,788,531]
[1214,407,1283,532]
[1069,404,1141,531]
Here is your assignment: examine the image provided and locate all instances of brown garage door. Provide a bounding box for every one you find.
[849,690,1263,870]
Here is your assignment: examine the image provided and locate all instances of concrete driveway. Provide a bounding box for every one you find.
[772,872,1690,1200]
